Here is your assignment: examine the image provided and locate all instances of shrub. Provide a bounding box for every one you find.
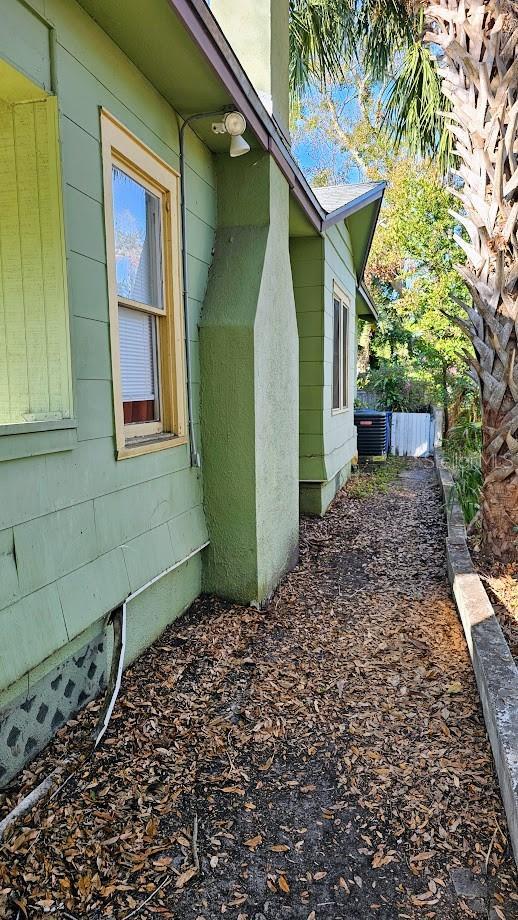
[443,417,482,524]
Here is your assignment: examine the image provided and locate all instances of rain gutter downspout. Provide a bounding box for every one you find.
[180,110,230,468]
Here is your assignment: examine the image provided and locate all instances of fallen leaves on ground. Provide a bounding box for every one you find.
[0,460,516,918]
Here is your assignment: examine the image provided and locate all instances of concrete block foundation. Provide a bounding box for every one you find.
[0,631,106,787]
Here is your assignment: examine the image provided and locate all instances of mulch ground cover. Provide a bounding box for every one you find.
[1,459,517,919]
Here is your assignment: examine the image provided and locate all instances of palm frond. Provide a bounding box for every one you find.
[356,0,415,81]
[289,0,354,97]
[383,39,453,169]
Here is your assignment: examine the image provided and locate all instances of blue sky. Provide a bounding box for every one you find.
[291,84,367,185]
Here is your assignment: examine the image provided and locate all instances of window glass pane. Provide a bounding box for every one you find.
[342,304,348,407]
[112,166,163,308]
[333,297,340,409]
[119,306,159,423]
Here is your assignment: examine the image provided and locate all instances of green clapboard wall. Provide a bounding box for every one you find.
[0,0,214,710]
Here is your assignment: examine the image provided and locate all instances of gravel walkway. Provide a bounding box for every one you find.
[1,460,517,919]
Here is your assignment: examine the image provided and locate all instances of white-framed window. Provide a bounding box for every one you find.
[101,110,186,458]
[332,284,349,412]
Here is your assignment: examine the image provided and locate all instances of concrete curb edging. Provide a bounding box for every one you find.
[435,449,518,866]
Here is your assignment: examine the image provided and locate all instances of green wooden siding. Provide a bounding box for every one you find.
[0,0,214,704]
[291,221,358,510]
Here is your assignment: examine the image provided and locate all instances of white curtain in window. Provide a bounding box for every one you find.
[118,306,155,402]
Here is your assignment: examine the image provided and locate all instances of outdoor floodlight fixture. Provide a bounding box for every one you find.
[212,111,251,157]
[180,106,250,468]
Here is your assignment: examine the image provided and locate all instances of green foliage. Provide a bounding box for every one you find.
[383,38,453,172]
[366,156,472,412]
[289,0,353,97]
[289,0,452,167]
[292,77,473,418]
[443,404,482,524]
[361,362,431,411]
[347,455,403,498]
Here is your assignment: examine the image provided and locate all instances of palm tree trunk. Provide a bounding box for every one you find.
[425,0,518,560]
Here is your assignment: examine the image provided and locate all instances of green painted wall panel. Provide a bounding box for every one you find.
[185,165,217,225]
[169,505,208,562]
[293,219,357,489]
[300,458,351,517]
[49,0,181,152]
[67,251,109,323]
[0,529,19,611]
[300,361,324,387]
[93,469,201,555]
[61,115,103,203]
[0,455,51,531]
[299,455,326,480]
[185,210,216,263]
[0,0,215,705]
[75,379,114,441]
[290,259,324,288]
[296,311,324,337]
[14,501,97,596]
[290,285,324,313]
[300,432,326,454]
[122,523,174,594]
[47,438,190,514]
[0,584,68,689]
[124,556,201,665]
[57,547,130,639]
[186,254,211,303]
[65,185,106,263]
[299,337,324,363]
[0,0,51,92]
[300,385,323,411]
[290,237,323,262]
[299,410,324,435]
[55,43,180,170]
[72,316,111,381]
[0,423,77,464]
[187,298,203,339]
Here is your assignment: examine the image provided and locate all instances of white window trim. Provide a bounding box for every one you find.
[100,109,187,460]
[331,282,350,416]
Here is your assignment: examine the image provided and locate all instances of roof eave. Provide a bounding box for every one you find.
[167,0,326,233]
[357,282,378,321]
[356,187,385,283]
[321,182,386,231]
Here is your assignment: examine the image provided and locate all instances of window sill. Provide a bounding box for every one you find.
[331,407,350,416]
[0,419,78,463]
[117,432,188,460]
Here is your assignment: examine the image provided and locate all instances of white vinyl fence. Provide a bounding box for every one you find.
[391,412,436,457]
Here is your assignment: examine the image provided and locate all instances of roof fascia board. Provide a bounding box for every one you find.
[357,283,378,321]
[322,183,386,231]
[355,191,384,282]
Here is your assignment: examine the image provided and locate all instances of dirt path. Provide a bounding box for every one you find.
[1,461,517,919]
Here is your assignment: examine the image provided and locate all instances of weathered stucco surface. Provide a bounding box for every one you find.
[210,0,290,135]
[200,153,299,603]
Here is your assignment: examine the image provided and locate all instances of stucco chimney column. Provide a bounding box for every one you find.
[210,0,290,139]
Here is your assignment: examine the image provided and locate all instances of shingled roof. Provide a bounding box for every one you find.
[312,182,384,217]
